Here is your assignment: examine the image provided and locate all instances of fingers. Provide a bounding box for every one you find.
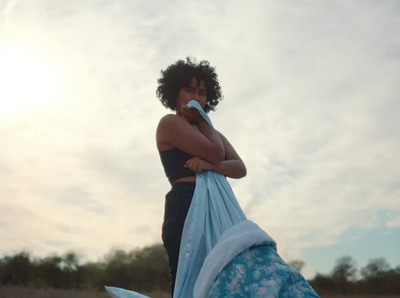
[180,106,192,115]
[184,158,196,170]
[180,107,191,123]
[184,157,203,173]
[180,106,201,124]
[184,157,209,173]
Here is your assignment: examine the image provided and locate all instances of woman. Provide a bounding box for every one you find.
[105,58,319,297]
[156,57,247,295]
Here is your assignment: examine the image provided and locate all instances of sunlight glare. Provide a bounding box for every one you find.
[0,47,61,112]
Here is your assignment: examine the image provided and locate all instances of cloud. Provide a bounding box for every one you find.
[0,0,399,277]
[387,218,400,228]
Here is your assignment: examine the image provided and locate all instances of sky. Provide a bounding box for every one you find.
[0,0,399,279]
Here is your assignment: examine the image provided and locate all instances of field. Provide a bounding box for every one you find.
[0,286,170,298]
[1,286,400,298]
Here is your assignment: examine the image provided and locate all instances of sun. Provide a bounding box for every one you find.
[0,46,61,113]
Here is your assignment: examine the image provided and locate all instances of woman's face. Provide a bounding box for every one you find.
[176,77,207,112]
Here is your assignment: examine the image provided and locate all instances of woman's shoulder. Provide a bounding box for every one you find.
[159,113,178,123]
[157,113,190,131]
[156,114,184,149]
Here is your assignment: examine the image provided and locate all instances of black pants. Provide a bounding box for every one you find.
[162,182,195,297]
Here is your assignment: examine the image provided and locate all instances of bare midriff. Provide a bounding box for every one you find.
[173,176,196,184]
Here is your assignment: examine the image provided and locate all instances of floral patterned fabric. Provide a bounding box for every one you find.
[209,245,319,298]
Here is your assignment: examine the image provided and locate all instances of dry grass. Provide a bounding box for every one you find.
[1,287,399,298]
[324,296,400,298]
[0,286,109,298]
[0,286,170,298]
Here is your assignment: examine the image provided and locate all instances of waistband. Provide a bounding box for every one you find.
[170,181,196,192]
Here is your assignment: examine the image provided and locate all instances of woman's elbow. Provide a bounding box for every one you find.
[230,162,247,179]
[208,147,225,164]
[241,166,247,178]
[237,165,247,179]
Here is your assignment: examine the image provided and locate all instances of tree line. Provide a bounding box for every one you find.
[0,244,170,293]
[1,245,399,295]
[305,256,400,295]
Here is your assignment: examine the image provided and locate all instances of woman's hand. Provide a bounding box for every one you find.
[184,157,213,173]
[180,106,205,125]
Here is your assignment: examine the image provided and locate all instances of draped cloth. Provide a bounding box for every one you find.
[106,101,320,298]
[167,100,248,297]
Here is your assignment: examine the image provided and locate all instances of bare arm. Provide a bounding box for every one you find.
[184,132,247,179]
[156,109,225,164]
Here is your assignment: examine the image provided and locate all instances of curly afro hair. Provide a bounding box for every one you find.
[156,57,222,113]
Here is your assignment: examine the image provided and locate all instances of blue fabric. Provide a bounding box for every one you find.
[193,220,319,298]
[173,171,247,297]
[173,101,247,297]
[105,286,149,298]
[193,220,276,297]
[209,245,320,298]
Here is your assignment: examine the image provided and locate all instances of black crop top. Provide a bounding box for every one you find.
[159,148,196,184]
